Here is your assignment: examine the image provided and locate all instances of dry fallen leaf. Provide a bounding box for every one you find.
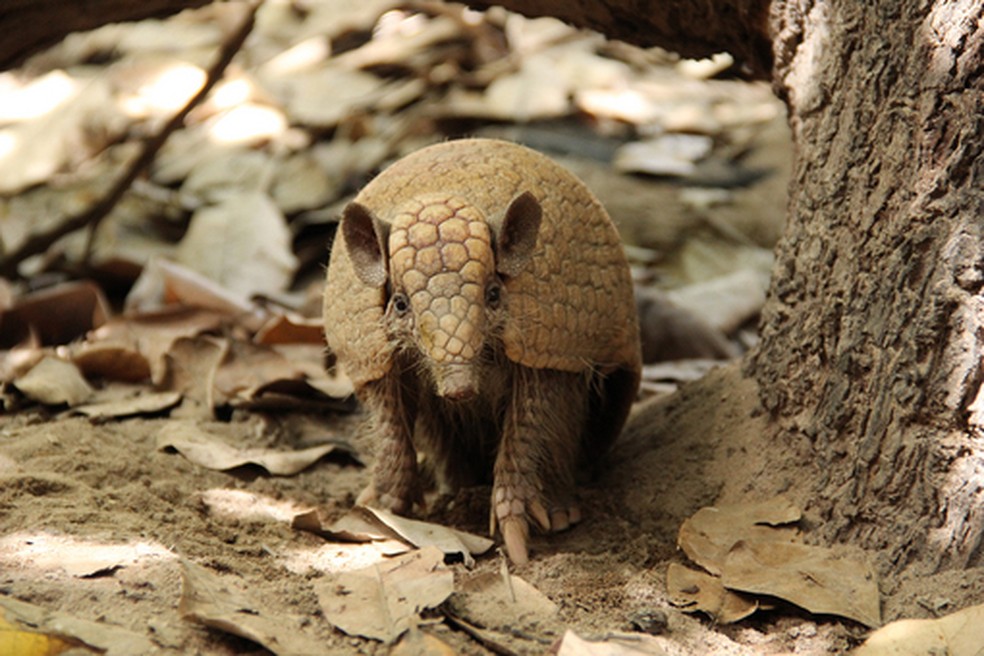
[390,628,458,656]
[614,135,713,177]
[74,389,182,419]
[664,269,770,335]
[0,611,74,656]
[86,305,228,385]
[557,629,668,656]
[293,506,394,542]
[179,559,324,656]
[678,496,802,576]
[0,594,155,656]
[665,562,760,623]
[315,546,454,644]
[175,191,298,302]
[362,507,494,567]
[157,420,351,475]
[722,540,881,628]
[0,281,110,348]
[448,569,561,639]
[71,344,152,383]
[162,335,228,418]
[13,356,93,406]
[853,602,984,656]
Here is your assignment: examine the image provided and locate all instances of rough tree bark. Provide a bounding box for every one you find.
[470,0,984,572]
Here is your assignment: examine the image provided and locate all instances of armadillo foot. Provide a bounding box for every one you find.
[491,481,581,563]
[356,477,419,516]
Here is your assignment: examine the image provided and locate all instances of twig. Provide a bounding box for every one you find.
[0,1,260,279]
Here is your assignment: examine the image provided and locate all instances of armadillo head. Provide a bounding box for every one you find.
[341,191,542,401]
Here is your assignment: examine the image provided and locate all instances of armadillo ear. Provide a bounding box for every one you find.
[496,191,542,278]
[342,202,389,288]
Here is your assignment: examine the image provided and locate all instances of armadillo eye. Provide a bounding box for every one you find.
[391,293,410,315]
[485,283,501,308]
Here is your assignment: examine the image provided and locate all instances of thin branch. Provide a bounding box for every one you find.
[0,1,260,279]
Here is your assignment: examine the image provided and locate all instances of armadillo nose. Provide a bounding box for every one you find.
[435,363,479,401]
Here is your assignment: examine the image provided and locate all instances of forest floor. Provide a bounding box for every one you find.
[5,364,984,655]
[3,2,984,655]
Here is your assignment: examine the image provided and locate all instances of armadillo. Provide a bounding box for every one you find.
[323,138,641,563]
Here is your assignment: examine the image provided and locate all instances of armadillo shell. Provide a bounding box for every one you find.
[324,138,641,399]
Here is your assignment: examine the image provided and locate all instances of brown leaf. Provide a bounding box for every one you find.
[74,389,182,419]
[162,335,228,417]
[449,569,560,639]
[557,629,668,656]
[0,612,75,656]
[362,507,494,567]
[87,306,227,385]
[0,281,109,348]
[157,420,350,475]
[665,562,759,624]
[125,258,266,329]
[721,540,881,627]
[175,192,298,301]
[677,497,802,576]
[315,546,454,643]
[178,559,324,656]
[254,313,326,345]
[390,629,457,656]
[0,594,155,656]
[13,356,93,406]
[71,344,151,383]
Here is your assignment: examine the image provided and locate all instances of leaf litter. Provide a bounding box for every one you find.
[1,1,973,655]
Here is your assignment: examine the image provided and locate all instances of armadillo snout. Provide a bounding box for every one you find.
[434,362,479,401]
[389,194,497,397]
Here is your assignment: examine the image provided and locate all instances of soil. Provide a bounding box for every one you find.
[4,363,984,655]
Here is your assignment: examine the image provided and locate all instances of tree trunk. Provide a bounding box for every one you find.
[476,0,984,572]
[0,0,207,69]
[755,0,983,571]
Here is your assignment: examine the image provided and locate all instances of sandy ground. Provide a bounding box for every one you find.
[4,363,983,655]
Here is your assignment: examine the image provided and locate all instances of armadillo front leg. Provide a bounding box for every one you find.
[355,373,420,514]
[492,368,589,564]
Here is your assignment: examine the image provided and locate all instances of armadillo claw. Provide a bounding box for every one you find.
[501,516,530,565]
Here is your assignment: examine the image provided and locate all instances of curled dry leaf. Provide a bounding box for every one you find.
[71,343,152,383]
[74,390,182,419]
[157,420,352,475]
[86,305,227,386]
[0,280,110,348]
[13,356,93,406]
[162,335,228,418]
[315,546,454,644]
[665,562,760,624]
[300,506,492,567]
[179,559,324,656]
[636,289,737,363]
[362,507,494,567]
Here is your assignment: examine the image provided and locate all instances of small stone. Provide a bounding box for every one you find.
[628,609,669,635]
